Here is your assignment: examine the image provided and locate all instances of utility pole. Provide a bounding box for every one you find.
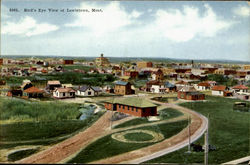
[204,114,209,165]
[188,115,191,153]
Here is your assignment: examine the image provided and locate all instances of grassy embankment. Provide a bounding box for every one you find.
[145,96,250,164]
[0,96,104,161]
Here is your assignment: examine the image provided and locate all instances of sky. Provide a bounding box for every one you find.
[1,1,250,61]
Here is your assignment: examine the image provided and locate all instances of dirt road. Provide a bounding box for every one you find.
[90,103,208,164]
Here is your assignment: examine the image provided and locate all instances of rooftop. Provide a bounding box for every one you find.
[48,80,61,85]
[232,85,249,90]
[105,97,157,108]
[23,86,44,93]
[212,85,227,91]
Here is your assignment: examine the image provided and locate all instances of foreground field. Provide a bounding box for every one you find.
[146,96,250,164]
[0,96,104,162]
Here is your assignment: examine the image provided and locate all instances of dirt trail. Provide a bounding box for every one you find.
[90,103,208,164]
[16,112,113,164]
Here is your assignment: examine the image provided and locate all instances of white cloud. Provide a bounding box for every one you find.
[65,2,142,35]
[232,5,250,17]
[2,16,59,36]
[153,4,234,42]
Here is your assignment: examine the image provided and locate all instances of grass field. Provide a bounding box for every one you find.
[145,96,250,164]
[114,108,183,129]
[124,132,154,141]
[68,120,188,163]
[0,97,81,122]
[7,148,38,162]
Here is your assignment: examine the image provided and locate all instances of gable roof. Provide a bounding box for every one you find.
[105,97,157,108]
[179,86,196,92]
[212,85,227,91]
[23,86,44,93]
[198,82,211,87]
[55,87,75,93]
[232,85,248,90]
[78,85,101,92]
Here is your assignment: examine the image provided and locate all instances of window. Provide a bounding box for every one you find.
[63,92,65,96]
[88,91,91,95]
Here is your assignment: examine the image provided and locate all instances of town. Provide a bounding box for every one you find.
[0,54,249,164]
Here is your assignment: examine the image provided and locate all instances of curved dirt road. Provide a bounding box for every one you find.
[90,103,208,164]
[16,99,207,164]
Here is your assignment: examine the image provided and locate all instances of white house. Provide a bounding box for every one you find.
[232,85,249,94]
[76,85,101,96]
[53,87,75,99]
[195,82,211,91]
[151,84,165,93]
[211,85,232,97]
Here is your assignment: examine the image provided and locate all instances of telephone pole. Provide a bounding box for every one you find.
[204,114,209,165]
[188,115,191,153]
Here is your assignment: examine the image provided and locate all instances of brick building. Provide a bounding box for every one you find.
[137,61,153,69]
[64,60,74,65]
[104,97,157,117]
[114,81,134,95]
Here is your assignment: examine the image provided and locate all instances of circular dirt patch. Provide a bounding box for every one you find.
[111,130,164,143]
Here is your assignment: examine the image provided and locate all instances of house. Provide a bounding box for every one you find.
[164,81,176,92]
[64,60,74,65]
[151,82,165,93]
[53,87,75,99]
[76,85,101,96]
[146,80,160,92]
[232,85,249,94]
[114,81,134,95]
[177,86,205,100]
[47,80,61,91]
[136,61,153,69]
[124,70,139,79]
[211,85,232,97]
[23,86,44,98]
[7,89,23,97]
[195,82,211,91]
[21,79,33,90]
[177,86,205,101]
[151,69,164,81]
[104,97,157,117]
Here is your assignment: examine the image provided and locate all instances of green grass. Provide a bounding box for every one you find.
[3,71,116,86]
[68,120,188,163]
[0,121,86,141]
[114,108,183,129]
[145,96,250,164]
[7,148,39,162]
[124,132,154,141]
[0,112,104,142]
[0,97,81,122]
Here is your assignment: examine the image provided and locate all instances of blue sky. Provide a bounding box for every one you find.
[1,1,250,61]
